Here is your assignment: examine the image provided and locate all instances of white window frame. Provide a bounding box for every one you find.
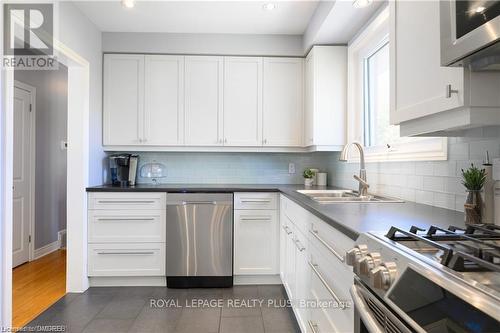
[347,6,447,163]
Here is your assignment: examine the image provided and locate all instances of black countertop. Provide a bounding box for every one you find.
[87,184,466,240]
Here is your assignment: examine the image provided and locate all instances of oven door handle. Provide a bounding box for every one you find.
[350,285,385,333]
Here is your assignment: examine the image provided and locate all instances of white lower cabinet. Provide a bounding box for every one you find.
[233,210,278,275]
[234,193,279,278]
[280,194,354,333]
[87,192,167,279]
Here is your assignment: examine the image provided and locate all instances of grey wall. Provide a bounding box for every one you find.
[59,1,105,186]
[15,66,68,249]
[327,129,500,212]
[113,152,332,185]
[102,32,304,56]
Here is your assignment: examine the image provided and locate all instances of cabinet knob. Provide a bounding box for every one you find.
[445,84,459,98]
[263,139,267,145]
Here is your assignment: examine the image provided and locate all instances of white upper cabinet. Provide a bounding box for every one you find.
[184,56,224,146]
[390,0,500,136]
[263,58,304,147]
[223,57,263,146]
[103,54,145,146]
[305,46,346,150]
[144,55,184,145]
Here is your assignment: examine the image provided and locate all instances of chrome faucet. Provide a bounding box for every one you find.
[339,142,369,197]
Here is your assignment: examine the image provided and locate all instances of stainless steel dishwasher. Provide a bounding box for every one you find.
[166,193,233,288]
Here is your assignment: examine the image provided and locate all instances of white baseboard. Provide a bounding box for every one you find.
[33,240,60,260]
[89,276,166,287]
[234,275,282,285]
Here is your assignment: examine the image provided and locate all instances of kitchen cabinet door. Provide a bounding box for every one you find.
[390,0,464,124]
[304,46,347,149]
[294,229,310,332]
[223,57,263,146]
[184,56,223,146]
[263,58,303,147]
[285,219,297,300]
[234,210,278,275]
[144,55,184,145]
[103,54,145,145]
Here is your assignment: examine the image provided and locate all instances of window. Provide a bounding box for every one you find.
[363,41,395,148]
[347,6,446,162]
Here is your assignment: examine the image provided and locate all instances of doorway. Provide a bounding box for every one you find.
[12,65,69,327]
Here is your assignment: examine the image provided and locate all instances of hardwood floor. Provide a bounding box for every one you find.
[13,249,66,328]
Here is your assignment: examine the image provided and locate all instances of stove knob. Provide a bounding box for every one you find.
[345,244,368,266]
[370,262,397,290]
[358,252,381,276]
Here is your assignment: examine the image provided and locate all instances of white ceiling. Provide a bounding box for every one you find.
[74,1,320,35]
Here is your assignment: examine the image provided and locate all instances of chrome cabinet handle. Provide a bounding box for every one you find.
[240,199,272,203]
[309,261,342,306]
[96,217,155,221]
[97,251,155,255]
[181,201,217,205]
[97,200,155,204]
[282,225,292,235]
[445,84,459,98]
[294,239,306,252]
[263,139,267,145]
[309,229,345,263]
[350,285,384,333]
[308,321,319,333]
[241,217,272,221]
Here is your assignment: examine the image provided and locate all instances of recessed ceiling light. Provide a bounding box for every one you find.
[121,0,135,9]
[263,3,276,11]
[352,0,373,8]
[475,6,486,13]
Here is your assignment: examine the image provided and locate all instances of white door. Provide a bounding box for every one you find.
[233,210,278,275]
[103,54,145,145]
[263,58,303,147]
[184,56,223,146]
[13,86,33,267]
[144,55,184,145]
[223,57,263,146]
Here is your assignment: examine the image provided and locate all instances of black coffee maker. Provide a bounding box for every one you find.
[109,154,139,187]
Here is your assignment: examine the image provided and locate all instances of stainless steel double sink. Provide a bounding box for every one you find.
[296,189,404,204]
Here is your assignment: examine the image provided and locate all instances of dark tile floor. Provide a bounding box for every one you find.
[24,285,300,333]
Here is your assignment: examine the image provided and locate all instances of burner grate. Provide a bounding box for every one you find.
[386,224,500,273]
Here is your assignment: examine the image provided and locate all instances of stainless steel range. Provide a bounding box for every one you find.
[347,224,500,333]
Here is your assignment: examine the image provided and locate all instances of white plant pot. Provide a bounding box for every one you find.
[304,178,314,187]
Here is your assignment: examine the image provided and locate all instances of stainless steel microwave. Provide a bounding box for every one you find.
[440,0,500,70]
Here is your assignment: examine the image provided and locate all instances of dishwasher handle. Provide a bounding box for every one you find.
[181,201,217,205]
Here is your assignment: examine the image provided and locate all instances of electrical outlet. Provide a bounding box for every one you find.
[288,163,296,174]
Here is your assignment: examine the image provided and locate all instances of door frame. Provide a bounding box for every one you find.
[13,80,36,263]
[1,38,91,329]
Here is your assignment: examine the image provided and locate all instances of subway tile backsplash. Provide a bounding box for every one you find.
[124,152,331,185]
[327,133,500,212]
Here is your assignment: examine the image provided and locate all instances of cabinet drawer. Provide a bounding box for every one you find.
[88,210,165,243]
[234,192,278,210]
[281,195,309,236]
[234,210,278,275]
[308,244,354,333]
[88,192,166,210]
[308,215,354,266]
[88,243,165,277]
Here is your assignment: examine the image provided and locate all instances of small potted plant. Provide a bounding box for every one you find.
[461,164,487,224]
[303,168,314,187]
